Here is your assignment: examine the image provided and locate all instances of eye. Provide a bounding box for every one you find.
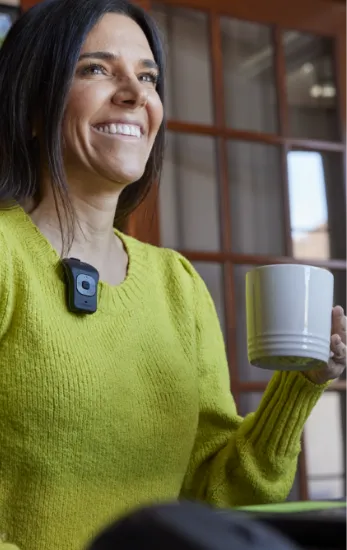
[80,63,108,76]
[138,71,159,86]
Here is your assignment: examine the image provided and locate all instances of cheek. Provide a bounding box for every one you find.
[64,94,90,125]
[62,90,98,150]
[63,83,105,128]
[148,94,164,140]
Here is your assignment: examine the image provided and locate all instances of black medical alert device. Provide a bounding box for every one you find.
[62,258,99,314]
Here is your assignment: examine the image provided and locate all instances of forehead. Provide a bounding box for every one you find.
[81,13,154,60]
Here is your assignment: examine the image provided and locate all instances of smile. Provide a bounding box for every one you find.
[92,123,142,138]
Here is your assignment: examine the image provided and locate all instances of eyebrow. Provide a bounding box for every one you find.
[78,51,159,72]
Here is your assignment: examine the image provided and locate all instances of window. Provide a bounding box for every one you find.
[129,0,347,501]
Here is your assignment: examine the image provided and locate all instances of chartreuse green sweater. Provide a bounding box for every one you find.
[0,206,326,550]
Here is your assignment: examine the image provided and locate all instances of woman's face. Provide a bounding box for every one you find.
[62,13,163,187]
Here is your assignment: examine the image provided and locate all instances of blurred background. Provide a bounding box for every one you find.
[3,0,346,502]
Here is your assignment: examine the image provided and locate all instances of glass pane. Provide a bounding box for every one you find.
[239,392,262,416]
[305,391,347,500]
[284,32,340,141]
[159,132,220,251]
[234,265,273,382]
[309,478,345,500]
[239,392,302,502]
[288,471,301,502]
[228,141,285,255]
[192,262,226,336]
[221,18,278,134]
[152,5,213,124]
[288,150,346,260]
[305,392,344,477]
[0,6,19,49]
[332,270,346,312]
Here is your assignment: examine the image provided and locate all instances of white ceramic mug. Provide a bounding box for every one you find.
[246,264,334,371]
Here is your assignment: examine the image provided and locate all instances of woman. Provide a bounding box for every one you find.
[0,1,345,549]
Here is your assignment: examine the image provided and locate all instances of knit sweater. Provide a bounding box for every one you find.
[0,205,326,550]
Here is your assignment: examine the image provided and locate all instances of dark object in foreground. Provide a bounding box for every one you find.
[240,502,346,550]
[87,500,300,550]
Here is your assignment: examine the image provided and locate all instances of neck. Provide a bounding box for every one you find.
[28,185,123,264]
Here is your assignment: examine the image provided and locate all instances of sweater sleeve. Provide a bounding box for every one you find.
[180,261,327,507]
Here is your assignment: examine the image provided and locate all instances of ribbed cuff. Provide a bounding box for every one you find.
[240,371,327,462]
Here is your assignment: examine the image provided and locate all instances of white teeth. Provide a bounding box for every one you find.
[95,123,141,138]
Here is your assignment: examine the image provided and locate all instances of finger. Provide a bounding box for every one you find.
[333,305,345,321]
[332,306,346,344]
[330,334,347,364]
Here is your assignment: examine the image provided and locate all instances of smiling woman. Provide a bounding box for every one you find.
[60,12,164,235]
[0,1,345,550]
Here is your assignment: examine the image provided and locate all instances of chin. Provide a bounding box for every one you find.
[106,164,147,187]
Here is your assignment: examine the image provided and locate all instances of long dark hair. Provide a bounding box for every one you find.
[0,0,165,248]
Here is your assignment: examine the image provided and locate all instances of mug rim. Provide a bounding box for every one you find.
[247,264,333,276]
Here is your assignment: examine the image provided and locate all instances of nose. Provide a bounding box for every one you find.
[112,75,148,110]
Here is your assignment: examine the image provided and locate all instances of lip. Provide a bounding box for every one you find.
[92,119,145,135]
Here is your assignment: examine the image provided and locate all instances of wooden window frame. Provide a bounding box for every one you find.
[132,0,346,501]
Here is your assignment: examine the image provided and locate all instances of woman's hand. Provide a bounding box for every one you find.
[304,306,346,385]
